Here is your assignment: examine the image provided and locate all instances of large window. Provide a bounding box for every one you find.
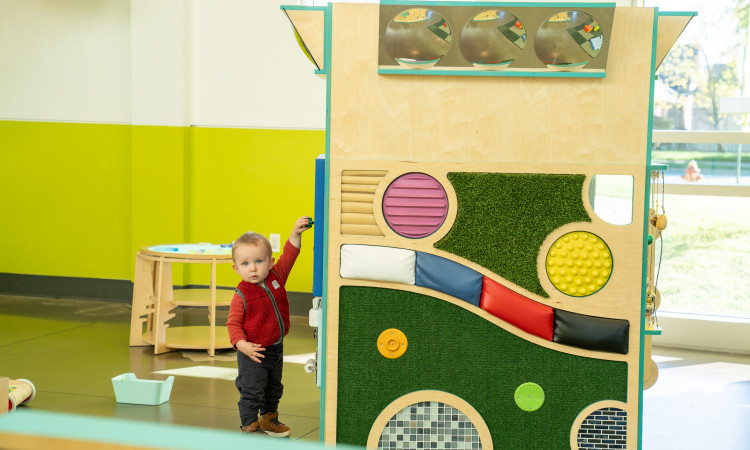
[649,0,750,184]
[648,0,750,319]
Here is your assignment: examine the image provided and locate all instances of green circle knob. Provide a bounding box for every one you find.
[514,382,545,412]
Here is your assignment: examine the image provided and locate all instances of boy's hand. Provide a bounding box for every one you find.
[289,215,312,248]
[292,216,313,234]
[237,340,266,363]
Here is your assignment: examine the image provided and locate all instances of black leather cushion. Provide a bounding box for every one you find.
[554,310,629,354]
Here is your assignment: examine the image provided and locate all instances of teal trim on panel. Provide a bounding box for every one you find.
[639,8,661,450]
[320,2,333,443]
[645,328,663,335]
[378,68,606,78]
[649,163,669,171]
[315,69,325,75]
[380,1,615,7]
[280,5,327,11]
[658,11,698,17]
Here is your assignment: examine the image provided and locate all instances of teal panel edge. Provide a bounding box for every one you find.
[280,5,327,11]
[645,328,663,335]
[380,1,616,7]
[649,163,669,171]
[638,8,661,450]
[320,2,333,443]
[378,68,606,78]
[658,11,698,17]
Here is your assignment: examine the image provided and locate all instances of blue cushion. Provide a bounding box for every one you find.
[415,252,483,306]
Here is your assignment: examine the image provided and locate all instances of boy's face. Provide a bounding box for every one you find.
[232,243,275,284]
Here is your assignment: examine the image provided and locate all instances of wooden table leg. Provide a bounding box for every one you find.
[130,253,155,346]
[153,258,176,354]
[209,259,217,357]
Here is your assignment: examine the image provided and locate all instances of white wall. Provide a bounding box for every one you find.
[0,0,132,123]
[655,313,750,355]
[0,0,327,128]
[191,0,326,129]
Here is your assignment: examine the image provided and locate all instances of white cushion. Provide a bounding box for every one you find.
[340,245,416,285]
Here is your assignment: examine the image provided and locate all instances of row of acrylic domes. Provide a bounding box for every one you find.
[384,8,603,70]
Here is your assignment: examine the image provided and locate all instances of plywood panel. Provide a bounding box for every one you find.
[285,9,326,70]
[330,5,656,165]
[655,15,694,71]
[325,5,656,448]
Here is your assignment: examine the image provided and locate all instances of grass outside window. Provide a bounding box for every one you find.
[655,195,750,318]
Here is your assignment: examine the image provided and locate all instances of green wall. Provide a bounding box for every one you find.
[0,120,324,293]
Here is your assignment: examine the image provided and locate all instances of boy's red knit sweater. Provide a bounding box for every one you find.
[226,240,300,348]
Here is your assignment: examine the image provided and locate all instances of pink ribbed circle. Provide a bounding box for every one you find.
[383,173,449,238]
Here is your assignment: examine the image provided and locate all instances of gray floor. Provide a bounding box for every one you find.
[2,294,749,448]
[0,294,321,441]
[642,347,750,449]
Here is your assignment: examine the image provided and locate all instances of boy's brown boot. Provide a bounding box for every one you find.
[259,411,291,437]
[240,420,266,435]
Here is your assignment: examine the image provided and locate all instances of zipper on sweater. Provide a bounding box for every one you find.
[261,282,285,345]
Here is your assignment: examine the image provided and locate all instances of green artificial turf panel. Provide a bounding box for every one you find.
[336,286,628,448]
[434,172,591,298]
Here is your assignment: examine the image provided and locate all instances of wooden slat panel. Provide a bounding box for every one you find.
[342,170,388,177]
[341,224,384,236]
[342,202,375,213]
[341,192,375,203]
[341,175,384,185]
[339,170,387,237]
[341,183,378,194]
[341,213,377,225]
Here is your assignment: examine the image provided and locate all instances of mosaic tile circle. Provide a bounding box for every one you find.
[576,407,627,449]
[377,401,482,449]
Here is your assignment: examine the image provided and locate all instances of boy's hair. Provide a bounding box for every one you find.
[232,232,273,262]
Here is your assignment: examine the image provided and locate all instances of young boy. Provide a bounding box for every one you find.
[227,216,312,436]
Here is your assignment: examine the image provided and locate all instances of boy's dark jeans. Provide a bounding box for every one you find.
[235,342,284,426]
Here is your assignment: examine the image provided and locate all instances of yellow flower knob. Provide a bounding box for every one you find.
[377,328,408,359]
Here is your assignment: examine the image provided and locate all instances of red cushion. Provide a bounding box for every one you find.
[480,277,554,341]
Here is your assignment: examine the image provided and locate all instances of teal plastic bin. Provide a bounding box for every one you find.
[111,373,174,405]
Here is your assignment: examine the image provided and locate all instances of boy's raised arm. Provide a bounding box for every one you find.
[288,215,312,249]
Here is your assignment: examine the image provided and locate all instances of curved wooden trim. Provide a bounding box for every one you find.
[365,390,493,450]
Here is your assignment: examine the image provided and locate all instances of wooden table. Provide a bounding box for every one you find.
[129,244,234,356]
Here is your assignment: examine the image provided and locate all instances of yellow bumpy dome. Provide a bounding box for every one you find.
[545,231,612,297]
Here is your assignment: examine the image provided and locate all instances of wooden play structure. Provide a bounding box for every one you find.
[129,244,234,356]
[283,2,693,449]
